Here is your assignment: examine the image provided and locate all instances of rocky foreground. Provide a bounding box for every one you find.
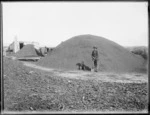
[3,57,148,113]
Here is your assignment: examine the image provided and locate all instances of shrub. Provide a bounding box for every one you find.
[131,48,148,60]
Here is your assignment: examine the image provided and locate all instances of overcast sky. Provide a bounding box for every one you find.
[3,2,148,47]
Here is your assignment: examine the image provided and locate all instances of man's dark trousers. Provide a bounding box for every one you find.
[94,59,98,71]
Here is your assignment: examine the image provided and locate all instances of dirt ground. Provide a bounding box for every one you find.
[23,62,148,83]
[3,57,148,113]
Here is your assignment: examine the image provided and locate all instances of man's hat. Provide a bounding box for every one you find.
[93,46,97,49]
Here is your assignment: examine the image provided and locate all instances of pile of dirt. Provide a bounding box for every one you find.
[37,34,145,73]
[15,44,38,58]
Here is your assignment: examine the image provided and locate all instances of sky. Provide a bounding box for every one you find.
[2,2,148,47]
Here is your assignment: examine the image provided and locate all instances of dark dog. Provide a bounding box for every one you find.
[76,62,91,71]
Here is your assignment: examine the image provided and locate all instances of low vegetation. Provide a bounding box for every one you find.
[126,46,148,60]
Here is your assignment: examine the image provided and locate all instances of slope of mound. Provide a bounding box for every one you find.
[15,44,38,58]
[37,34,145,73]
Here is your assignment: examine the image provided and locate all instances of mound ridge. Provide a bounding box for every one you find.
[15,44,38,58]
[37,34,145,72]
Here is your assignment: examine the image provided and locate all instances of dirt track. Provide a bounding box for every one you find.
[23,62,148,83]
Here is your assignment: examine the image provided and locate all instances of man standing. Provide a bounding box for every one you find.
[92,46,99,72]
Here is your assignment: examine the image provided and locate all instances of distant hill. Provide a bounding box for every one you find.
[125,46,148,52]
